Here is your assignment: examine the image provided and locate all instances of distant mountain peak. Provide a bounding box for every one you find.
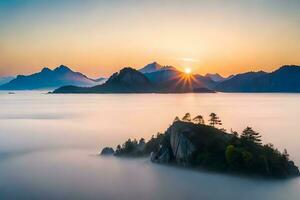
[151,61,159,65]
[107,67,151,86]
[120,67,138,74]
[276,65,300,73]
[214,66,300,92]
[0,65,101,90]
[54,65,72,73]
[206,73,222,77]
[0,76,15,85]
[139,62,179,74]
[41,67,52,73]
[161,65,177,71]
[139,62,163,73]
[205,73,226,82]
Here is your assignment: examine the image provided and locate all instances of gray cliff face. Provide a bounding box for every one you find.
[151,122,196,165]
[168,124,196,164]
[151,147,171,163]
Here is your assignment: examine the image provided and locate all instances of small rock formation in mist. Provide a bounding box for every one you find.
[100,147,115,156]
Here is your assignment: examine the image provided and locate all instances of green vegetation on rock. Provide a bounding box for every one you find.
[102,113,300,179]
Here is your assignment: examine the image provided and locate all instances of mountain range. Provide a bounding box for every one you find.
[215,65,300,92]
[53,63,300,93]
[53,67,214,93]
[2,62,300,93]
[53,61,221,93]
[54,67,153,93]
[139,62,177,73]
[205,73,233,82]
[0,65,105,90]
[0,76,15,85]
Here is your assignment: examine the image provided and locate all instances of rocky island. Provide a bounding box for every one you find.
[101,113,300,179]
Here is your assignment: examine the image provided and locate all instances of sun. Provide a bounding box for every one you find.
[184,68,192,74]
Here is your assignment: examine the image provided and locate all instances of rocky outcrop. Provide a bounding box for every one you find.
[151,147,172,163]
[100,147,114,156]
[168,125,196,164]
[151,122,198,165]
[101,120,300,178]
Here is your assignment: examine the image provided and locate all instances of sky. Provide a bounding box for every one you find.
[0,0,300,78]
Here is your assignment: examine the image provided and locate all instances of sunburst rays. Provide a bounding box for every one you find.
[171,72,201,92]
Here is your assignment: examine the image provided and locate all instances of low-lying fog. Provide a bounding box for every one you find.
[0,92,299,199]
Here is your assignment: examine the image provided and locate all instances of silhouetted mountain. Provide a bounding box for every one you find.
[215,71,267,92]
[144,68,180,83]
[104,67,152,91]
[53,67,154,93]
[139,62,163,73]
[215,65,300,92]
[144,66,217,90]
[145,66,216,92]
[0,65,103,90]
[157,76,215,93]
[205,73,233,82]
[94,77,107,83]
[128,61,217,91]
[53,67,215,93]
[0,76,15,85]
[193,74,219,90]
[139,62,177,74]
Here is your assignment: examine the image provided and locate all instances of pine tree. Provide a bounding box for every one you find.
[209,113,222,127]
[182,113,191,122]
[193,115,205,124]
[283,149,289,161]
[174,116,180,122]
[241,127,262,144]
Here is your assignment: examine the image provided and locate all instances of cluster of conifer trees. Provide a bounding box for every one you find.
[114,113,299,178]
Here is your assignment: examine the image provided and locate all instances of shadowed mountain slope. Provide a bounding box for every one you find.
[53,67,215,93]
[215,65,300,92]
[0,65,103,90]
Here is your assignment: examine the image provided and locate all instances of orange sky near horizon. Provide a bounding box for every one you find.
[0,0,300,78]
